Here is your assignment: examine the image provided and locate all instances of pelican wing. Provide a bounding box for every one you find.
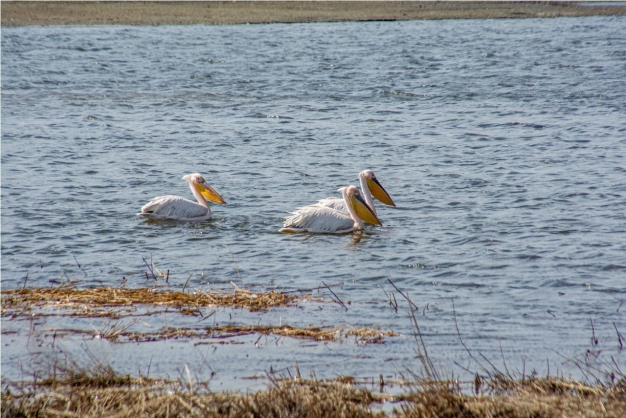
[139,195,209,220]
[282,205,355,233]
[315,197,348,212]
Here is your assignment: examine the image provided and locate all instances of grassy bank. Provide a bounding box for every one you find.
[2,360,625,417]
[3,1,626,26]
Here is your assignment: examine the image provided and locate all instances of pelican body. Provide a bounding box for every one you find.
[280,186,381,234]
[311,170,395,222]
[138,173,226,222]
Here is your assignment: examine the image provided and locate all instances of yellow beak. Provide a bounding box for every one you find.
[195,182,226,204]
[350,194,382,226]
[366,177,395,207]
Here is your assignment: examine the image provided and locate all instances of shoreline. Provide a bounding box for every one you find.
[3,1,626,26]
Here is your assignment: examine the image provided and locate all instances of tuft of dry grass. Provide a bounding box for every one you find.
[1,285,306,314]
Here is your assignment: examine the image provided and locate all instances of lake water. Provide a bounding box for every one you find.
[2,17,625,389]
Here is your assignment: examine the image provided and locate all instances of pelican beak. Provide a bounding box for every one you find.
[350,193,382,226]
[195,182,226,204]
[366,176,395,207]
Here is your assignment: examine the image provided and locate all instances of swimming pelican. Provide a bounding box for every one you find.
[280,185,381,234]
[315,170,395,220]
[138,173,226,222]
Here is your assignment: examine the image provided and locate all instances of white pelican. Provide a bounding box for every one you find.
[137,173,226,222]
[280,185,381,234]
[314,170,395,220]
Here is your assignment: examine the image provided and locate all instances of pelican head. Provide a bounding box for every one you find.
[183,173,226,204]
[339,185,382,226]
[361,170,395,207]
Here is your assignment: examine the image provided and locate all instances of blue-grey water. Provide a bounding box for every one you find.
[2,17,625,389]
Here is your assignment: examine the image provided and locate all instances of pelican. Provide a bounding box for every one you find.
[138,173,226,222]
[280,185,381,234]
[315,170,395,220]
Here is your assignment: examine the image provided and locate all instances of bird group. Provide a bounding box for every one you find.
[137,170,395,234]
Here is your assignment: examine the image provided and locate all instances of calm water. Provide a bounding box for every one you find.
[2,17,625,388]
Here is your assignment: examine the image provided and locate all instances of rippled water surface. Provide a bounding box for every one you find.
[2,17,625,387]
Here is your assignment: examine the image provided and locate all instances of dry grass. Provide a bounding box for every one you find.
[394,376,626,418]
[3,363,625,418]
[4,381,380,417]
[1,285,306,314]
[2,363,384,418]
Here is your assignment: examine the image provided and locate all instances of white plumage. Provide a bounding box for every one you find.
[138,173,226,222]
[280,186,381,234]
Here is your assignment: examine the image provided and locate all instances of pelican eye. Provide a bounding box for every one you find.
[198,177,205,183]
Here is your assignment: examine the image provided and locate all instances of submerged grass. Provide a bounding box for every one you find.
[39,323,398,344]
